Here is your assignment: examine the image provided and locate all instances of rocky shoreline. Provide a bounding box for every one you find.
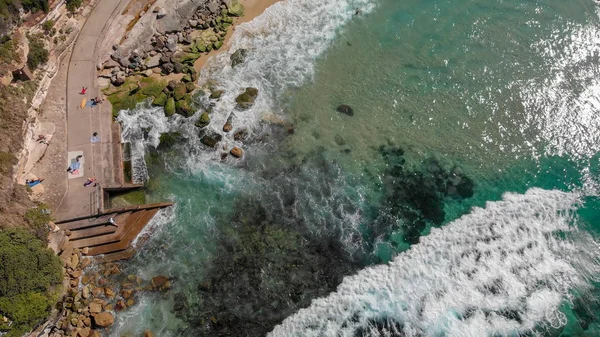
[44,248,172,337]
[99,0,275,161]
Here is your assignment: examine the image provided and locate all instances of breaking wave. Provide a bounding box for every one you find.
[269,188,600,337]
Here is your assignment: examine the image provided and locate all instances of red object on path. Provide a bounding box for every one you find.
[80,86,87,95]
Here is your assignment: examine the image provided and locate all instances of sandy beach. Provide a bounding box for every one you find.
[193,0,281,71]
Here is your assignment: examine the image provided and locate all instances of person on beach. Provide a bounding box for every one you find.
[80,87,87,95]
[36,134,48,145]
[83,177,96,187]
[90,132,100,143]
[67,156,82,174]
[25,178,44,188]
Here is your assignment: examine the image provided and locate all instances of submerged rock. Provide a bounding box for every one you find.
[336,104,354,116]
[230,48,248,67]
[210,89,224,99]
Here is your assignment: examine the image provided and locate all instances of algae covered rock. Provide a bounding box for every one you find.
[165,97,176,117]
[226,0,244,16]
[176,95,194,117]
[195,112,210,128]
[174,83,187,100]
[200,132,223,148]
[210,90,224,99]
[186,82,196,93]
[235,87,258,110]
[172,52,201,64]
[230,48,248,68]
[152,92,168,106]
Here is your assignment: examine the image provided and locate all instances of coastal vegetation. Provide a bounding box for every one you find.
[0,228,63,337]
[0,0,47,34]
[26,33,48,70]
[65,0,82,13]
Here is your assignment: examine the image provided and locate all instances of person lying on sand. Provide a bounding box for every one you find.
[25,178,44,188]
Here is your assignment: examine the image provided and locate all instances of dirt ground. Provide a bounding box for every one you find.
[26,50,70,211]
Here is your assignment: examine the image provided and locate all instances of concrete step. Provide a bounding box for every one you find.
[58,213,119,230]
[67,211,136,248]
[68,225,117,241]
[87,209,159,256]
[95,247,136,263]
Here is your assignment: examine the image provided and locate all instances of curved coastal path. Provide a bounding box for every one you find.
[55,0,128,220]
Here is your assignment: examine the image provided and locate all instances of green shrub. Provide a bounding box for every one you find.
[0,228,62,336]
[26,33,48,70]
[65,0,82,13]
[0,37,17,64]
[0,292,50,337]
[24,203,52,241]
[21,0,48,13]
[41,19,54,35]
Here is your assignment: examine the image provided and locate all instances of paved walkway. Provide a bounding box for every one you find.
[55,0,128,220]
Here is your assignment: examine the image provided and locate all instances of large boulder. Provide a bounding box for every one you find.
[230,49,248,68]
[172,52,201,64]
[145,54,162,68]
[230,147,243,158]
[153,92,168,106]
[165,97,176,117]
[175,96,194,117]
[93,312,114,328]
[235,87,258,110]
[195,112,210,128]
[226,0,244,16]
[210,89,224,99]
[174,83,188,100]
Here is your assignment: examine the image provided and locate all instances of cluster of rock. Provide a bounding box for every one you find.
[49,250,171,337]
[100,0,243,86]
[154,79,198,117]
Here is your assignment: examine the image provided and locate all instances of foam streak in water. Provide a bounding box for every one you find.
[269,188,600,337]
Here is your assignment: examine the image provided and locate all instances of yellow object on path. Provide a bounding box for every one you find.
[80,98,86,109]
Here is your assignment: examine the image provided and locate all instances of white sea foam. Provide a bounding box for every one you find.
[118,0,376,174]
[269,188,600,337]
[197,0,376,146]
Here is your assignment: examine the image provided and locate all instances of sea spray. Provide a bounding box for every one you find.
[269,188,600,337]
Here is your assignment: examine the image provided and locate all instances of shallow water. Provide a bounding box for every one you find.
[112,0,600,335]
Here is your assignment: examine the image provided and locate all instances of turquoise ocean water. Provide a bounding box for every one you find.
[113,0,600,335]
